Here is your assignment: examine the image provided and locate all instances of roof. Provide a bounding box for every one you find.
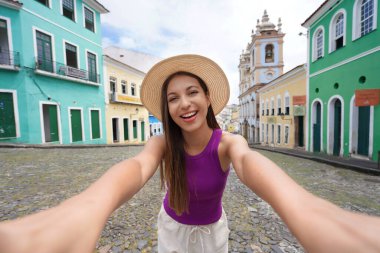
[103,46,162,73]
[83,0,109,14]
[0,0,23,9]
[302,0,341,28]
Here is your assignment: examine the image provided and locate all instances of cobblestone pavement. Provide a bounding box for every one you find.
[1,147,379,253]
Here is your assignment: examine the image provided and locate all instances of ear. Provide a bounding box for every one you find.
[206,93,211,108]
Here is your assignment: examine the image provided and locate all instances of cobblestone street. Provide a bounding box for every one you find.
[1,146,379,253]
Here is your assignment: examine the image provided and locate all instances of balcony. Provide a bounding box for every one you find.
[35,58,100,84]
[0,49,20,70]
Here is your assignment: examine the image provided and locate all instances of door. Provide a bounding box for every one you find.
[141,121,145,142]
[0,92,16,138]
[333,100,342,156]
[0,19,10,65]
[87,52,97,82]
[112,118,119,142]
[357,106,370,156]
[123,118,129,141]
[70,109,82,142]
[298,116,304,147]
[313,102,321,152]
[43,104,59,142]
[90,110,100,139]
[133,120,137,139]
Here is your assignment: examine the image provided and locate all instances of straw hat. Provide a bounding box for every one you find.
[140,54,230,121]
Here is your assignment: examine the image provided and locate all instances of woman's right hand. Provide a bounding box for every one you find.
[0,196,107,253]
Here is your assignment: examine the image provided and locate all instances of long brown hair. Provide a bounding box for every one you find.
[160,71,220,215]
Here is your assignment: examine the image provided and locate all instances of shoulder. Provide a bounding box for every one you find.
[219,131,250,158]
[138,134,166,159]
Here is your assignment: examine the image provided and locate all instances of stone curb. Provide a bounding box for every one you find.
[0,143,145,149]
[251,145,380,176]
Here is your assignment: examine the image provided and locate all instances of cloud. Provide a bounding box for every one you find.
[101,0,324,104]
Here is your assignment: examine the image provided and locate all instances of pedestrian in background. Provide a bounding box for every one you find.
[0,54,379,253]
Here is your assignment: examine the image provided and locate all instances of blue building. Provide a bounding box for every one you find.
[149,114,163,137]
[0,0,109,144]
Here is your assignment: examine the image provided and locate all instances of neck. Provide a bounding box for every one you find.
[182,125,213,154]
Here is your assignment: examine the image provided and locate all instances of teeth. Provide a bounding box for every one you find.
[182,112,196,118]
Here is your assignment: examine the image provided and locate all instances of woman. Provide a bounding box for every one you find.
[0,54,379,253]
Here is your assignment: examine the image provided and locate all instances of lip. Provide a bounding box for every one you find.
[180,111,198,122]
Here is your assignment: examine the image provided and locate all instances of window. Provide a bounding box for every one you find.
[266,100,269,116]
[330,11,346,52]
[109,77,116,93]
[133,120,138,139]
[87,51,97,82]
[361,0,374,36]
[121,80,127,94]
[335,14,344,49]
[84,7,95,32]
[277,96,282,115]
[265,44,274,63]
[316,30,323,59]
[277,125,281,144]
[266,124,268,144]
[353,0,378,39]
[131,83,136,96]
[271,98,274,115]
[62,0,75,21]
[271,124,274,143]
[261,123,264,142]
[65,42,78,68]
[0,19,11,65]
[284,126,289,144]
[285,93,290,115]
[261,102,264,116]
[35,0,49,7]
[0,91,17,138]
[36,30,53,72]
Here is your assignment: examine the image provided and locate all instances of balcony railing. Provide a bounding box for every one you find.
[0,49,20,67]
[35,57,100,83]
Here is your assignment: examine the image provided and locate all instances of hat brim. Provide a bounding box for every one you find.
[141,54,230,121]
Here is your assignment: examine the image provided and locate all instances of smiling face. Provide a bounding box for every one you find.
[166,74,211,133]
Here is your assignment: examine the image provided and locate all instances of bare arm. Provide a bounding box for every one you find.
[227,134,380,253]
[0,135,165,253]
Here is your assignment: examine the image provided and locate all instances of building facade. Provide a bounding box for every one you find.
[239,10,284,144]
[103,46,161,144]
[0,0,108,144]
[302,0,380,161]
[258,65,307,148]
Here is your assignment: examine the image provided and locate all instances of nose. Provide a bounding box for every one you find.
[179,96,191,109]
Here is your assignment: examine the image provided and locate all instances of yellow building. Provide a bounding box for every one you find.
[258,64,306,149]
[103,53,151,144]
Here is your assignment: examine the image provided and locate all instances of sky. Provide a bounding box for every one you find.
[101,0,325,104]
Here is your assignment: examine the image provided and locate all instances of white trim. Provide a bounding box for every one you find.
[68,107,85,143]
[88,108,102,140]
[0,16,14,66]
[62,39,80,68]
[326,95,344,156]
[39,101,62,144]
[34,69,99,86]
[0,89,20,139]
[305,29,310,150]
[310,46,380,77]
[310,98,324,152]
[60,0,77,22]
[23,8,101,48]
[82,4,96,33]
[312,25,325,62]
[329,9,347,53]
[32,26,56,73]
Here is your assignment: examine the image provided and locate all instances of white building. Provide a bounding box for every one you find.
[238,10,285,144]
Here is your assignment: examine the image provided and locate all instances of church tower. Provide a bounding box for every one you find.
[249,10,284,86]
[238,10,284,144]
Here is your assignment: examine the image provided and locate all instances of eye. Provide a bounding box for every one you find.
[168,96,178,102]
[189,90,198,96]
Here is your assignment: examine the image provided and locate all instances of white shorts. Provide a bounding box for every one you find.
[157,205,230,253]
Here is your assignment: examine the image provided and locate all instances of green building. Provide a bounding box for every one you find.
[302,0,379,161]
[0,0,108,144]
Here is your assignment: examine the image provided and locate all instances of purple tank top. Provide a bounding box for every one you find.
[163,129,230,225]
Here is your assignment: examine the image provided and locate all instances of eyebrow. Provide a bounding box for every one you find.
[167,85,200,96]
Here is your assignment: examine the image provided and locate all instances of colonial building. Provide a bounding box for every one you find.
[239,10,284,144]
[103,46,161,144]
[0,0,109,144]
[302,0,380,162]
[258,64,307,149]
[216,104,240,133]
